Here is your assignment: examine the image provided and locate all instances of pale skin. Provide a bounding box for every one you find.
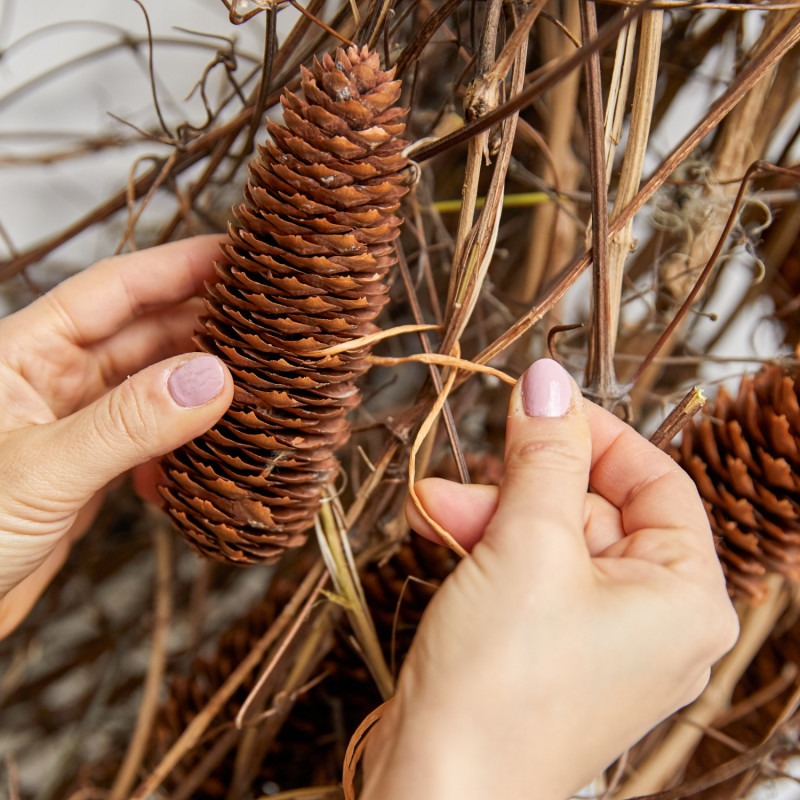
[0,236,234,638]
[362,378,739,799]
[0,236,738,798]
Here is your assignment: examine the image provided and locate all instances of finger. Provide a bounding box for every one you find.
[0,490,102,611]
[4,236,222,349]
[584,493,624,555]
[585,402,713,545]
[405,478,499,551]
[31,300,205,418]
[405,480,624,557]
[485,358,591,562]
[133,458,166,506]
[7,353,232,511]
[87,299,204,393]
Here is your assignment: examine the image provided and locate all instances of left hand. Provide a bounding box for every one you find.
[0,236,233,638]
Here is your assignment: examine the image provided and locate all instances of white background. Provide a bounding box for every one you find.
[0,0,281,295]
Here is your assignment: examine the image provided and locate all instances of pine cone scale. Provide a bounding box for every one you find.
[674,366,800,600]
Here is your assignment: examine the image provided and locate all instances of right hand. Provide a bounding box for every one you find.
[363,358,738,800]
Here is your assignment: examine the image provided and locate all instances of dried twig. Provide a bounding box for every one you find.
[130,0,171,138]
[630,161,800,385]
[440,3,532,356]
[413,3,650,162]
[107,524,172,800]
[406,347,469,558]
[473,13,800,371]
[648,386,706,450]
[396,247,471,485]
[446,0,501,299]
[581,0,619,407]
[316,497,394,699]
[617,574,790,797]
[606,8,663,358]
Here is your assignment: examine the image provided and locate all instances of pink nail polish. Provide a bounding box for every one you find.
[521,358,572,417]
[168,356,225,408]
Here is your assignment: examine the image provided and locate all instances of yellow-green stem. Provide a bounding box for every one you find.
[318,500,395,700]
[434,191,552,214]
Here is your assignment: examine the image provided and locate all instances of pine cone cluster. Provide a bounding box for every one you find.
[673,365,800,600]
[152,572,304,798]
[149,535,455,798]
[159,46,408,564]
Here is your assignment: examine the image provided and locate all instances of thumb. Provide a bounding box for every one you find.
[485,358,591,562]
[21,353,233,509]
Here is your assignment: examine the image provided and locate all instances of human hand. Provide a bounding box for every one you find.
[362,358,738,800]
[0,236,233,639]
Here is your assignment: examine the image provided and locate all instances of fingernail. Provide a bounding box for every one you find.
[168,356,225,408]
[521,358,572,417]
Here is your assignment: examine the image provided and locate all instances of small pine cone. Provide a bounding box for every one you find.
[362,534,457,642]
[673,366,800,601]
[159,46,408,564]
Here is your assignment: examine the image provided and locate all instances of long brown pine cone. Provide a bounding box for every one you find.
[673,365,800,601]
[159,46,408,564]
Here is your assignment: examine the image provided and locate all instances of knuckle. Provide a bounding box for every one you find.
[43,292,81,341]
[677,471,708,509]
[95,381,154,455]
[91,255,117,273]
[681,668,712,707]
[671,560,739,667]
[714,601,740,655]
[690,589,739,662]
[506,436,586,477]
